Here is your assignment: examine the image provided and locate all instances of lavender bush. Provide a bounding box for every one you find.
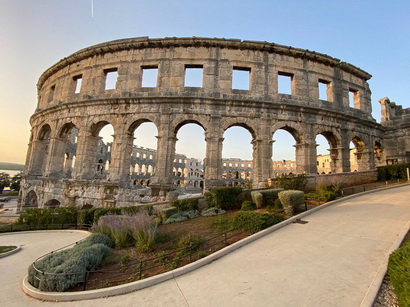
[92,210,158,252]
[127,210,158,252]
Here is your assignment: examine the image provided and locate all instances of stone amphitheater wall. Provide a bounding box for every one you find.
[20,37,394,208]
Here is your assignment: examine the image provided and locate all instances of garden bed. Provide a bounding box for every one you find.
[70,211,252,291]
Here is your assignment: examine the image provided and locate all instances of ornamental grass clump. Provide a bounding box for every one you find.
[127,210,158,252]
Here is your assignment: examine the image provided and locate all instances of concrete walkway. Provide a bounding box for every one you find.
[1,185,409,307]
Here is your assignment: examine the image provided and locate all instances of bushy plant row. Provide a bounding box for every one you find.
[17,207,77,226]
[204,187,243,210]
[388,240,410,307]
[17,205,154,227]
[377,163,410,181]
[28,233,113,292]
[92,210,158,251]
[306,184,340,202]
[170,198,199,212]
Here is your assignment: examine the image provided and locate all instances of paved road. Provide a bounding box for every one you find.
[1,185,409,307]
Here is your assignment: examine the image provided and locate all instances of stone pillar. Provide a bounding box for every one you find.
[108,132,134,185]
[340,132,351,172]
[204,116,224,190]
[295,141,317,174]
[72,130,100,180]
[252,134,272,188]
[43,137,66,178]
[150,120,176,195]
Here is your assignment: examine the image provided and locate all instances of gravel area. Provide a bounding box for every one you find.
[374,277,399,307]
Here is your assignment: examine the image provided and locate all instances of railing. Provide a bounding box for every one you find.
[341,179,409,197]
[30,227,249,291]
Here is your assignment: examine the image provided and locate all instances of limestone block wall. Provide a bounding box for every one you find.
[21,37,389,209]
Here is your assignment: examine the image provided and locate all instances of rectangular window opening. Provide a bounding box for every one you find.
[184,65,203,87]
[142,66,158,87]
[349,89,359,108]
[318,79,330,101]
[232,67,251,90]
[48,85,56,102]
[104,69,118,90]
[278,72,293,94]
[74,75,82,94]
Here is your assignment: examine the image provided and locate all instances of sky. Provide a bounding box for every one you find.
[1,0,409,164]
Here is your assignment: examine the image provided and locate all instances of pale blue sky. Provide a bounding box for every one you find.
[1,0,409,163]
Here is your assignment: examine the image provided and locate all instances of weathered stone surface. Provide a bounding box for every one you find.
[19,37,409,209]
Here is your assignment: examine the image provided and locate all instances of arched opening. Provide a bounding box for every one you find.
[272,129,298,177]
[175,122,206,192]
[44,199,61,208]
[350,137,366,171]
[60,123,79,178]
[223,125,253,186]
[316,132,339,174]
[374,141,384,167]
[24,190,38,208]
[129,121,158,183]
[92,122,114,178]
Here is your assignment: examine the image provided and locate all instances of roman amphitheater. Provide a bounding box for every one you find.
[19,37,410,209]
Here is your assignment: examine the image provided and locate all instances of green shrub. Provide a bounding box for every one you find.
[170,198,199,212]
[260,188,284,206]
[211,216,233,233]
[377,163,410,181]
[158,207,178,220]
[28,233,113,292]
[241,201,256,211]
[201,207,226,217]
[316,184,340,202]
[277,174,308,190]
[17,207,78,226]
[251,191,263,208]
[232,211,284,233]
[204,187,243,210]
[278,190,305,215]
[388,241,410,306]
[77,208,96,225]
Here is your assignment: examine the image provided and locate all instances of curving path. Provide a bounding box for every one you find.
[1,185,410,307]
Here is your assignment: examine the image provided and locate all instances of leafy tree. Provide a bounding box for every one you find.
[10,172,22,191]
[0,172,11,194]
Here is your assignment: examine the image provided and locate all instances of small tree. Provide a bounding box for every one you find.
[0,172,11,194]
[10,172,22,191]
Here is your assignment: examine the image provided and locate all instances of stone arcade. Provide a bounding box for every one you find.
[19,37,410,209]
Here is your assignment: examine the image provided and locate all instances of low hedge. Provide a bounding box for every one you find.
[204,187,243,210]
[278,190,305,215]
[388,241,410,306]
[17,207,78,226]
[232,211,285,233]
[28,233,113,292]
[377,163,410,181]
[18,206,154,228]
[170,198,199,212]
